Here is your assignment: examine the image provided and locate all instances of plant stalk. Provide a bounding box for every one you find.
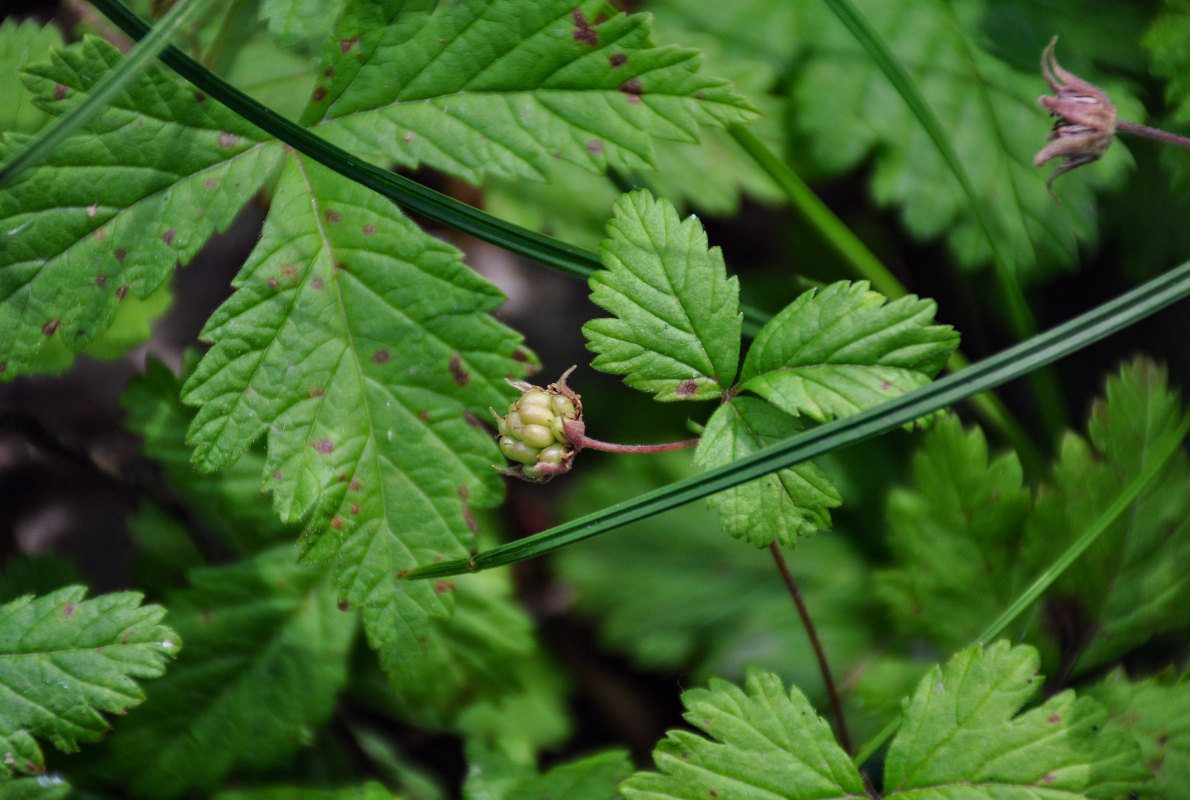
[577,436,700,454]
[1116,120,1190,151]
[770,542,853,755]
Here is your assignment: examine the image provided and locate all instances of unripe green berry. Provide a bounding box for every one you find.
[518,404,554,427]
[551,395,576,417]
[519,389,551,409]
[520,423,554,449]
[538,444,567,464]
[499,436,540,464]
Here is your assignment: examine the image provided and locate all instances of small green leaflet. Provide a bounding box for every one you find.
[0,19,64,135]
[304,0,759,184]
[585,190,741,400]
[181,154,530,683]
[740,281,958,423]
[0,36,276,377]
[622,641,1146,800]
[96,546,354,799]
[693,397,840,547]
[0,587,179,781]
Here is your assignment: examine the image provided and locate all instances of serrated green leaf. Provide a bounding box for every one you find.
[96,546,355,798]
[785,0,1143,280]
[693,397,840,547]
[304,0,758,185]
[1088,669,1190,800]
[621,668,867,800]
[1022,358,1190,674]
[180,154,533,682]
[556,453,877,697]
[884,641,1147,799]
[0,587,178,781]
[876,414,1032,650]
[624,643,1145,800]
[740,281,957,422]
[259,0,342,48]
[0,35,276,378]
[585,190,741,400]
[0,19,65,135]
[122,355,295,553]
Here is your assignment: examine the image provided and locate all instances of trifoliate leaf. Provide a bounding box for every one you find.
[556,453,878,697]
[96,546,355,798]
[623,643,1145,800]
[876,414,1033,650]
[0,587,178,780]
[784,0,1144,281]
[1088,669,1190,800]
[621,668,867,800]
[1023,358,1190,674]
[693,396,840,547]
[122,356,294,553]
[0,19,64,135]
[304,0,758,185]
[585,190,741,401]
[181,154,533,684]
[883,642,1147,799]
[740,281,958,422]
[1,36,277,378]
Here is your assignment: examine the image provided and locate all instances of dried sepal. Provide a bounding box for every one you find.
[1034,36,1117,202]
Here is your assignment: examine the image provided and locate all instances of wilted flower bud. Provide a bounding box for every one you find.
[1034,36,1117,201]
[491,366,584,483]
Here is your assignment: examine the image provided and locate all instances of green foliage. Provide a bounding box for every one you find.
[1144,2,1190,189]
[878,358,1190,675]
[0,587,178,780]
[624,642,1146,800]
[94,546,354,798]
[464,745,631,800]
[0,19,64,135]
[586,191,741,401]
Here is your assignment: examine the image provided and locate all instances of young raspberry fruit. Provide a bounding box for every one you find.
[491,366,584,484]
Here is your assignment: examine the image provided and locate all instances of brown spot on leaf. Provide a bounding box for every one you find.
[676,380,699,397]
[463,410,485,430]
[282,265,299,278]
[203,178,218,188]
[572,8,598,45]
[620,77,644,96]
[266,277,279,290]
[310,277,324,290]
[362,223,376,235]
[1048,713,1061,723]
[1041,773,1056,783]
[449,353,469,386]
[587,139,603,153]
[372,349,390,363]
[341,37,359,52]
[63,602,76,617]
[457,486,470,499]
[335,261,347,271]
[313,439,335,454]
[114,248,127,262]
[87,204,98,218]
[330,515,343,530]
[337,473,349,483]
[162,228,175,245]
[0,362,6,374]
[218,132,237,148]
[337,599,351,610]
[350,478,362,492]
[93,228,106,242]
[609,52,627,67]
[42,319,59,336]
[312,86,328,102]
[434,580,456,594]
[274,470,283,481]
[403,131,415,142]
[350,503,360,515]
[308,387,324,398]
[53,83,68,100]
[325,210,341,223]
[323,66,334,78]
[194,91,206,102]
[116,285,129,299]
[709,792,718,798]
[95,275,107,287]
[418,410,431,422]
[461,501,479,533]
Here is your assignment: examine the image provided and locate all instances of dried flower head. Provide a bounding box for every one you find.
[490,366,585,483]
[1034,36,1117,202]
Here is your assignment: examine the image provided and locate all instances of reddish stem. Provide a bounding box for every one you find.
[1116,120,1190,151]
[576,435,700,454]
[770,542,854,755]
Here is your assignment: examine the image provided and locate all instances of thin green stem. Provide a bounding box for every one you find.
[851,409,1190,767]
[577,436,700,454]
[770,543,854,755]
[402,258,1190,580]
[0,0,211,187]
[728,124,1045,474]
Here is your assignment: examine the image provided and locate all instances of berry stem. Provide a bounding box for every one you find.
[770,542,853,755]
[575,435,700,454]
[1116,120,1190,151]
